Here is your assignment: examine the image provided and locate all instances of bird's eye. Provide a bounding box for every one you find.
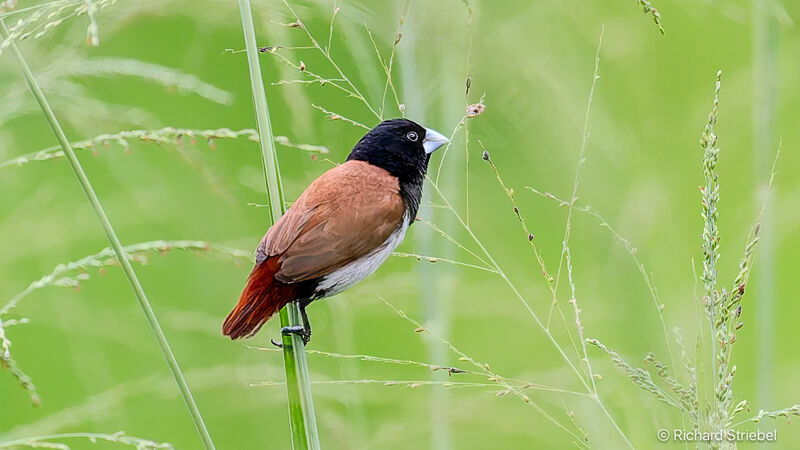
[406,131,419,142]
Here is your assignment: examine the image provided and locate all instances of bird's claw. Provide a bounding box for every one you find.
[280,325,311,345]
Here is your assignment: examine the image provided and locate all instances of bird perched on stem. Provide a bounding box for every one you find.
[223,119,448,344]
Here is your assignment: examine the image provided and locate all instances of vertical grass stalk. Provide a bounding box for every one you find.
[395,4,454,447]
[752,0,778,413]
[0,20,215,450]
[235,1,320,449]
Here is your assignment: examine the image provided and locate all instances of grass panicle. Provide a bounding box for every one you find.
[636,0,665,34]
[0,431,173,449]
[587,338,683,410]
[700,72,722,321]
[0,128,254,169]
[0,0,17,14]
[1,240,250,317]
[582,70,795,447]
[0,0,116,57]
[644,353,697,419]
[0,127,327,170]
[673,328,701,424]
[263,45,369,115]
[39,57,233,104]
[0,238,249,402]
[0,55,236,133]
[0,20,216,449]
[0,316,39,405]
[277,0,381,121]
[699,71,734,435]
[736,405,800,426]
[0,237,249,404]
[250,1,410,128]
[0,362,293,444]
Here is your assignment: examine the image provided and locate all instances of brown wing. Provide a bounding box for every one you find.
[256,160,405,284]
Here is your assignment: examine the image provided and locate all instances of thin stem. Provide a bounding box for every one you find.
[464,6,473,226]
[364,25,388,120]
[391,252,498,273]
[255,378,592,398]
[326,1,337,54]
[415,217,492,268]
[484,154,583,376]
[425,178,592,393]
[592,395,635,449]
[236,2,320,449]
[268,48,363,104]
[565,249,595,391]
[271,347,590,396]
[427,171,634,447]
[433,115,467,185]
[567,252,633,449]
[752,0,778,414]
[0,19,214,450]
[547,26,604,331]
[363,4,405,120]
[483,156,632,446]
[311,104,370,130]
[382,298,591,448]
[527,186,676,371]
[283,0,381,121]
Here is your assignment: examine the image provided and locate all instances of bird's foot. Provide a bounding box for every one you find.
[280,325,312,345]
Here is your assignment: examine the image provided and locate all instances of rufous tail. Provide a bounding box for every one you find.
[223,257,296,339]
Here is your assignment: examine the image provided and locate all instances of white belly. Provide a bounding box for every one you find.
[314,216,409,298]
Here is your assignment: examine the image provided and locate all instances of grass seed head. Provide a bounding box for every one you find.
[467,102,486,118]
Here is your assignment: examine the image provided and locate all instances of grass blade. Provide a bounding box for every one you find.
[235,1,321,448]
[0,19,215,450]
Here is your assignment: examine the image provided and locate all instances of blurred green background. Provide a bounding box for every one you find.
[1,0,799,448]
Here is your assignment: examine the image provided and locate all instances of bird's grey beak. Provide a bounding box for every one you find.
[423,128,449,154]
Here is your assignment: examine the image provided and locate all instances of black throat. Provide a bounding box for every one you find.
[396,163,426,222]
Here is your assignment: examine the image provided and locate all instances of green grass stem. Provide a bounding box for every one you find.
[235,1,320,448]
[0,19,215,450]
[752,0,778,414]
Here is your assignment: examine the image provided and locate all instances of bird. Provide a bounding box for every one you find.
[223,118,449,344]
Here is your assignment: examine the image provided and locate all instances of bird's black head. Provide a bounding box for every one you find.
[346,119,448,185]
